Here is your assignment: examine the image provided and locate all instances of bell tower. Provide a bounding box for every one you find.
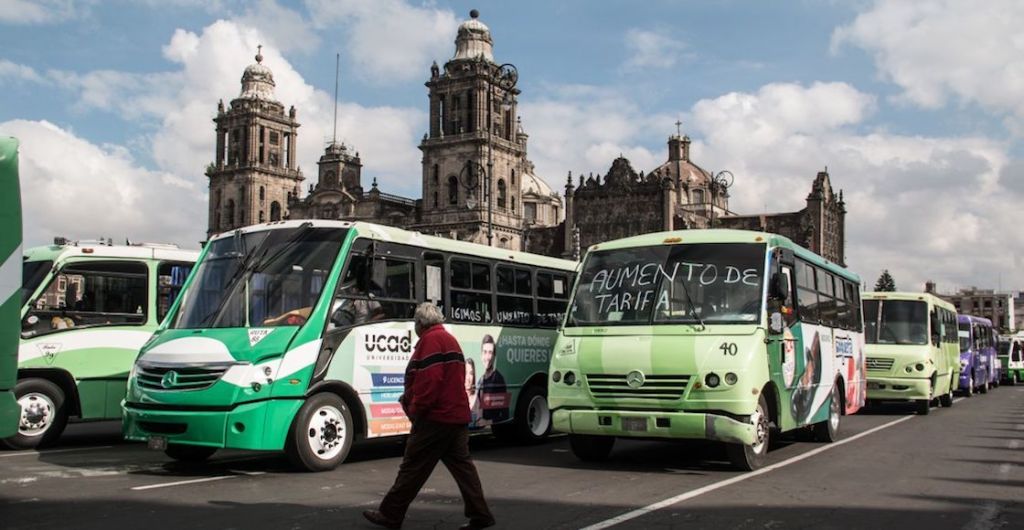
[415,10,526,249]
[207,46,302,237]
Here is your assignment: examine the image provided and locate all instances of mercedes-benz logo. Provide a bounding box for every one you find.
[626,370,645,389]
[161,370,179,389]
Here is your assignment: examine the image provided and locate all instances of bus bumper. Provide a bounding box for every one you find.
[866,376,931,401]
[123,399,303,451]
[552,409,756,446]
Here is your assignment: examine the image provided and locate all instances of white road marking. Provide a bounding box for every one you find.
[579,415,917,530]
[0,446,115,458]
[1009,440,1021,450]
[130,471,266,491]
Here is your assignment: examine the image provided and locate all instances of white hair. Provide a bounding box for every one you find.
[414,302,445,328]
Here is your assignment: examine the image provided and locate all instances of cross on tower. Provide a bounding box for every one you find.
[675,119,682,136]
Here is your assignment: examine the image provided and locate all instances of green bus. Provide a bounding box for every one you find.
[548,229,866,470]
[0,138,21,438]
[123,221,576,471]
[861,292,959,414]
[5,240,197,449]
[997,333,1023,385]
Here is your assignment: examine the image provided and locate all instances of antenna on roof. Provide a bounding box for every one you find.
[332,52,340,146]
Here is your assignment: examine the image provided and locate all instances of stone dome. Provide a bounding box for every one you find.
[453,10,494,62]
[522,170,554,197]
[240,45,277,100]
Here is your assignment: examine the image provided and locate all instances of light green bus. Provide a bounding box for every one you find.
[5,240,197,448]
[123,221,576,471]
[0,138,21,438]
[861,292,959,415]
[548,229,866,470]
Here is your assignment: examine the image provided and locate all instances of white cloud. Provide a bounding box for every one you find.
[686,81,1018,292]
[0,0,81,24]
[0,119,203,249]
[235,0,320,54]
[832,0,1024,129]
[304,0,459,84]
[519,85,668,187]
[0,59,48,84]
[622,28,689,71]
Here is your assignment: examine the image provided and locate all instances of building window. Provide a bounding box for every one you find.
[693,189,705,204]
[259,186,265,203]
[497,179,507,208]
[269,131,280,145]
[448,176,459,205]
[270,201,282,221]
[432,164,439,185]
[524,202,537,222]
[511,169,516,185]
[225,199,235,227]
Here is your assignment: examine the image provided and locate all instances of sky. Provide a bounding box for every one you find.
[1,0,1023,294]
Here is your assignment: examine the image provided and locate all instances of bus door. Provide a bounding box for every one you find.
[766,248,799,431]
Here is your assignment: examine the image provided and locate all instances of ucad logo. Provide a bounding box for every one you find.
[365,330,414,354]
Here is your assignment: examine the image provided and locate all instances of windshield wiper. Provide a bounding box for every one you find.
[675,278,706,331]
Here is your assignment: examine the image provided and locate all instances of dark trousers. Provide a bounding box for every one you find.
[379,420,494,524]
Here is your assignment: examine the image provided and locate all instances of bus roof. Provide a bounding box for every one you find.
[958,314,993,326]
[862,291,956,312]
[208,220,578,271]
[24,242,199,264]
[584,228,859,283]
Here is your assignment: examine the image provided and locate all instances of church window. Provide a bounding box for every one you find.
[259,126,265,164]
[524,202,536,222]
[448,176,459,205]
[225,199,236,228]
[269,131,279,145]
[432,164,439,185]
[497,180,507,208]
[511,169,515,185]
[511,195,516,212]
[693,189,705,204]
[433,191,439,207]
[438,97,446,136]
[452,95,462,133]
[283,132,291,167]
[259,186,265,203]
[270,201,282,221]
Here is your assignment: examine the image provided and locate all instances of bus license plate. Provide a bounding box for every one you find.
[622,417,647,432]
[147,436,168,451]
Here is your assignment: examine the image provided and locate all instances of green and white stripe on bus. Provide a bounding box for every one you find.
[123,220,576,471]
[549,228,866,471]
[0,137,21,438]
[5,240,198,449]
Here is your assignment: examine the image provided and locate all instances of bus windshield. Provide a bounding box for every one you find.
[862,299,928,345]
[21,259,52,304]
[567,242,765,327]
[172,226,346,329]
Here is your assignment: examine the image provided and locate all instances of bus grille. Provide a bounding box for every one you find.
[136,364,230,391]
[586,374,691,400]
[866,357,895,371]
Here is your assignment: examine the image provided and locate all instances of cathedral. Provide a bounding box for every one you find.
[204,11,846,266]
[206,11,563,249]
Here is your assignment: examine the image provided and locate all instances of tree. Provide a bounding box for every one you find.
[875,270,896,292]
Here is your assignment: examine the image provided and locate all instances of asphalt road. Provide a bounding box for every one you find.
[1,387,1021,530]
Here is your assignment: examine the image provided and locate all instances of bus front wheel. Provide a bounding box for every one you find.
[286,393,354,472]
[812,384,842,443]
[979,378,989,394]
[2,378,69,450]
[726,394,770,471]
[569,434,614,462]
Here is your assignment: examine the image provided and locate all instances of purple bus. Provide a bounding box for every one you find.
[957,315,998,396]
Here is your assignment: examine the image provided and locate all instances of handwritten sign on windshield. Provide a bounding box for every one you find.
[587,261,759,315]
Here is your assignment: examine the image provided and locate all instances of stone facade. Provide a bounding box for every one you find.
[718,170,847,265]
[207,12,563,247]
[928,283,1017,332]
[206,46,303,237]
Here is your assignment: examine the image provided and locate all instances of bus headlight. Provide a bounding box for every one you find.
[564,371,576,386]
[915,363,925,372]
[705,373,721,388]
[724,372,738,385]
[552,371,562,383]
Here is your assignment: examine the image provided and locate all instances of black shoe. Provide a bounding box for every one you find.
[458,519,496,530]
[363,510,402,529]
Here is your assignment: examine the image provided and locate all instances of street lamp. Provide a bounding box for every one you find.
[709,170,734,228]
[482,62,518,247]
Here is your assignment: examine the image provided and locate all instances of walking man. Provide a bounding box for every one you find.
[364,303,496,530]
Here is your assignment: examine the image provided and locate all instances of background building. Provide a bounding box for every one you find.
[927,282,1017,332]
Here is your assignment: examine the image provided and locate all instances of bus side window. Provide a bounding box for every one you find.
[449,258,492,324]
[816,269,837,327]
[795,260,819,324]
[23,260,149,336]
[780,265,797,327]
[496,265,533,326]
[423,252,445,313]
[157,261,194,322]
[537,271,570,328]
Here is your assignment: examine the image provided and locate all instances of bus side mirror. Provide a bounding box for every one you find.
[768,273,789,302]
[769,311,784,334]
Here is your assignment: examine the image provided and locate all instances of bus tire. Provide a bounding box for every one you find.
[2,378,69,450]
[165,444,217,463]
[915,398,930,416]
[979,378,989,394]
[939,388,954,408]
[286,393,353,472]
[495,385,550,444]
[963,376,974,398]
[569,434,614,462]
[1010,373,1018,386]
[812,384,841,443]
[726,394,770,471]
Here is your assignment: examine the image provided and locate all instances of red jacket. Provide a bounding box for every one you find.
[403,324,471,425]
